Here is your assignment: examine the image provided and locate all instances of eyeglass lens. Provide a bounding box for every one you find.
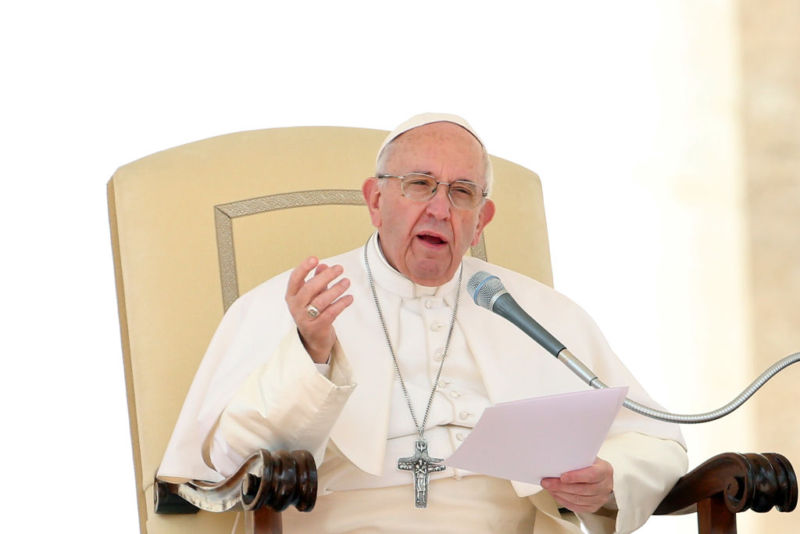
[400,173,482,208]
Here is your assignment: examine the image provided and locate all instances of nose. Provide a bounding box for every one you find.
[425,185,451,220]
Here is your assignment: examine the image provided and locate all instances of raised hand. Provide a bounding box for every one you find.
[285,256,354,363]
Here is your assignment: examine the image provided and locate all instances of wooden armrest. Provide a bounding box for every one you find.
[654,452,796,534]
[154,449,317,516]
[152,449,796,534]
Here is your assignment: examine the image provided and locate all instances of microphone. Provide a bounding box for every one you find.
[467,272,565,358]
[467,270,600,387]
[466,270,800,424]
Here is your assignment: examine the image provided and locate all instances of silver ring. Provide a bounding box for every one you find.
[306,304,320,319]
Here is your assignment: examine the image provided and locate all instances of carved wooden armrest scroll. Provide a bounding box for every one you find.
[654,452,797,533]
[154,449,317,516]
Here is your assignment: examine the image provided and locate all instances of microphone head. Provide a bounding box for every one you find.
[467,271,506,309]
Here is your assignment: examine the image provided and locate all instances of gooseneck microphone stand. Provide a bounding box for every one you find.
[468,271,800,424]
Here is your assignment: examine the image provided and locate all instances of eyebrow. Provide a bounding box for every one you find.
[410,171,479,183]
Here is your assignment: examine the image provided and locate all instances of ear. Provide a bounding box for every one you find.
[362,177,382,228]
[471,199,495,246]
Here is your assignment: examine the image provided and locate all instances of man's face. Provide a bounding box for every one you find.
[362,122,495,286]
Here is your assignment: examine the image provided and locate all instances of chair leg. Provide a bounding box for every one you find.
[250,507,282,534]
[697,496,737,534]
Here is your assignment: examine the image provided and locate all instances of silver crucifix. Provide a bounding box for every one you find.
[397,439,446,508]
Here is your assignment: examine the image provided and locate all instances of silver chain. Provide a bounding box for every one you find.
[363,239,462,439]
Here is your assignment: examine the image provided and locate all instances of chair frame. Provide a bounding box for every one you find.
[155,449,796,534]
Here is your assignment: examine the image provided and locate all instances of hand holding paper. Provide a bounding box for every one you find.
[445,387,627,486]
[540,457,615,513]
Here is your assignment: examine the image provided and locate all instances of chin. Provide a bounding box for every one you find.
[409,266,455,287]
[402,250,460,285]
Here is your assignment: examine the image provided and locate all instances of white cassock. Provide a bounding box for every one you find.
[159,233,688,534]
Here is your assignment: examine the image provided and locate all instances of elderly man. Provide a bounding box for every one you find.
[159,113,687,533]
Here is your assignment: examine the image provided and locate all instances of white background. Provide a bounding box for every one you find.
[1,2,753,532]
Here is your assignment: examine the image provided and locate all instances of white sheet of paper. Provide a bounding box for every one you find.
[445,386,628,484]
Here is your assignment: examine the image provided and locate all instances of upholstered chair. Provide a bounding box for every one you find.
[108,127,796,534]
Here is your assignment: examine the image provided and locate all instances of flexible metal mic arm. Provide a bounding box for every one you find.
[468,271,800,424]
[557,347,800,423]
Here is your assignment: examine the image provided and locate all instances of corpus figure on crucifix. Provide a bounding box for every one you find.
[398,439,447,508]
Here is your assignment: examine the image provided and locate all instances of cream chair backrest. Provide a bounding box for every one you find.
[108,126,553,534]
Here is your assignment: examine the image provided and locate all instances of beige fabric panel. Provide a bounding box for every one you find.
[108,126,552,533]
[483,155,552,285]
[231,201,369,297]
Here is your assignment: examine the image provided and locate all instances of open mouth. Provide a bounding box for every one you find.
[417,233,447,246]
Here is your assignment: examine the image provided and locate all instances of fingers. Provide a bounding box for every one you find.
[541,478,611,513]
[560,458,612,484]
[288,262,341,304]
[314,290,354,324]
[540,458,613,513]
[287,260,344,310]
[545,489,609,513]
[305,272,350,314]
[286,256,319,296]
[287,258,337,299]
[543,479,608,498]
[287,260,349,314]
[309,279,353,320]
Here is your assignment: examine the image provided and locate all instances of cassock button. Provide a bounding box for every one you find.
[459,411,471,420]
[431,321,445,331]
[424,299,434,309]
[433,348,444,361]
[449,390,461,399]
[456,432,465,441]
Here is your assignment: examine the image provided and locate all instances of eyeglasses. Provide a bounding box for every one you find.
[376,173,488,209]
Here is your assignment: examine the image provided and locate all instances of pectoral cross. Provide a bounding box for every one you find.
[397,439,446,508]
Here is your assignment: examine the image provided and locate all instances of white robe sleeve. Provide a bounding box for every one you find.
[577,432,688,534]
[207,329,356,476]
